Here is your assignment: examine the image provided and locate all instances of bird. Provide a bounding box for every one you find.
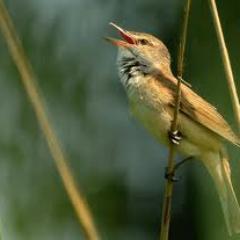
[106,22,240,235]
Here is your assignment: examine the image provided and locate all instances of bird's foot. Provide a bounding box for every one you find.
[164,156,194,182]
[164,168,180,182]
[168,130,182,145]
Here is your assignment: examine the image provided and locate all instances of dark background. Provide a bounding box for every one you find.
[0,0,239,239]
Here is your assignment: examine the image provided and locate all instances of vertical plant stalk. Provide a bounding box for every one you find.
[160,0,191,239]
[208,0,240,131]
[0,1,100,240]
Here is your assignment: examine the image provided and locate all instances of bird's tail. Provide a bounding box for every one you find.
[201,148,240,236]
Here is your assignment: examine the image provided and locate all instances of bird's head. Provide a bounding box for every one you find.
[106,23,172,77]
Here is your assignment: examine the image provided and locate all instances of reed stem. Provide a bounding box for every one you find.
[0,1,100,239]
[159,0,191,239]
[208,0,240,132]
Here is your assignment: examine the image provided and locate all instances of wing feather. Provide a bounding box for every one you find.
[155,73,240,147]
[180,84,240,147]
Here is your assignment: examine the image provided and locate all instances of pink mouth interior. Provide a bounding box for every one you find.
[119,31,135,44]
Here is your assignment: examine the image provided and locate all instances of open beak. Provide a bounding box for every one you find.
[105,22,136,47]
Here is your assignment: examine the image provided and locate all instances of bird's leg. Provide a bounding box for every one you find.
[168,130,183,145]
[164,156,194,182]
[174,156,194,172]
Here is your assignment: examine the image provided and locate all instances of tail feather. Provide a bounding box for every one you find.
[201,148,240,236]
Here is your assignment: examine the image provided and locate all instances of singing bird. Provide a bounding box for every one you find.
[106,22,240,235]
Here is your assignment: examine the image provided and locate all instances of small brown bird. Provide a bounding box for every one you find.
[106,22,240,235]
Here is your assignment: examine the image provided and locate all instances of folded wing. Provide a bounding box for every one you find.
[155,73,240,147]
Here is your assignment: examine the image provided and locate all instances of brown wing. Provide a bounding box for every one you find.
[155,73,240,147]
[180,84,240,147]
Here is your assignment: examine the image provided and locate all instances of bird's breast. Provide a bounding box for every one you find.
[125,77,219,157]
[126,76,172,145]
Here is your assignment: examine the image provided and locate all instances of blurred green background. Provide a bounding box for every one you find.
[0,0,239,239]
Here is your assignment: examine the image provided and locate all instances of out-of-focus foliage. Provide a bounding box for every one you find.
[0,0,239,239]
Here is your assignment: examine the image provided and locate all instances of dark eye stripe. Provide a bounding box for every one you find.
[139,39,149,45]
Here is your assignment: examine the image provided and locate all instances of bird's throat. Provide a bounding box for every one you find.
[117,50,148,90]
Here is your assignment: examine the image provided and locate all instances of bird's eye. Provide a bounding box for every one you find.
[138,39,149,45]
